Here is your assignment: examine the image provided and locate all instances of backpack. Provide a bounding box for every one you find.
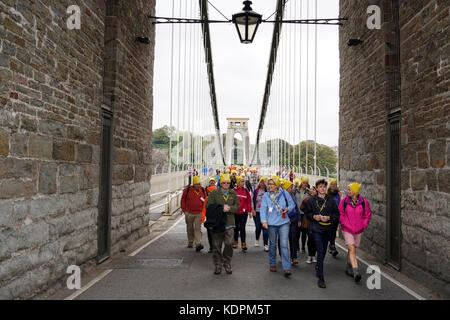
[183,185,206,204]
[343,197,365,215]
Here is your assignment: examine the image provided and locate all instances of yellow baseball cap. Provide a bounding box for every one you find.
[301,177,309,183]
[348,183,361,195]
[282,180,293,191]
[193,176,201,185]
[329,178,337,185]
[220,174,231,183]
[294,178,300,184]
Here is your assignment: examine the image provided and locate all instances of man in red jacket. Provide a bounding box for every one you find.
[181,176,206,251]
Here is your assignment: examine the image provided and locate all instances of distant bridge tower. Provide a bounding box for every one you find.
[225,118,250,166]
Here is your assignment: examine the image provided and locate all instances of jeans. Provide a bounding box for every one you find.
[254,211,268,245]
[329,224,338,248]
[299,227,308,250]
[307,229,317,257]
[234,213,248,243]
[289,222,300,259]
[312,231,330,280]
[268,223,291,271]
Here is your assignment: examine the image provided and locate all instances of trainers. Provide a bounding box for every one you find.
[214,265,222,275]
[345,263,354,277]
[195,244,204,252]
[241,242,247,251]
[223,264,232,274]
[284,270,292,277]
[232,241,238,249]
[269,266,277,272]
[312,256,317,263]
[317,279,326,288]
[306,256,313,264]
[264,245,269,252]
[254,241,259,247]
[291,259,299,265]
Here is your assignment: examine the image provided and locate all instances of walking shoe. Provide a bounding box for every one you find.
[214,265,222,275]
[317,279,326,289]
[269,266,277,272]
[284,270,292,278]
[223,264,232,274]
[241,242,247,251]
[195,244,204,252]
[312,256,317,263]
[264,245,269,252]
[306,256,313,264]
[329,245,339,257]
[291,258,299,265]
[345,263,354,277]
[254,241,259,247]
[233,241,238,249]
[353,268,362,283]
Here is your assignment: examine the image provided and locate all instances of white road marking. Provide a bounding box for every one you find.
[129,215,184,257]
[64,269,113,300]
[335,243,426,300]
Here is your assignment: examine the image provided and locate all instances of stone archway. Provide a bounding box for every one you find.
[225,118,250,166]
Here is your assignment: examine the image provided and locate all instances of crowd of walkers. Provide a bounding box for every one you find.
[180,166,372,288]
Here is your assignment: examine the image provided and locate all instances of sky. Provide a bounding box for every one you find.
[153,0,340,148]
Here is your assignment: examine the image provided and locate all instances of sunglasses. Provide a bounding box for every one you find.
[222,182,230,184]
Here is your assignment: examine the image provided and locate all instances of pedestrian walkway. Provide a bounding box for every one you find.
[58,213,428,300]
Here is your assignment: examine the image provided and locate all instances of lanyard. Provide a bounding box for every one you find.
[316,199,326,213]
[222,193,229,202]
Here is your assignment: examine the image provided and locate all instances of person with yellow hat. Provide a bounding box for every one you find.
[293,176,311,254]
[181,176,207,252]
[260,176,296,277]
[282,180,303,265]
[303,179,340,288]
[232,175,253,251]
[339,183,372,283]
[230,170,238,189]
[252,176,269,251]
[201,177,219,253]
[204,173,240,275]
[327,178,342,257]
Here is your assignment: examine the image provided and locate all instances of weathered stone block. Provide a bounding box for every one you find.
[39,163,57,194]
[18,221,49,250]
[411,170,426,191]
[59,176,78,194]
[52,140,74,161]
[430,140,446,168]
[438,169,450,193]
[10,133,28,157]
[67,126,87,141]
[38,120,66,137]
[29,135,52,159]
[0,179,28,199]
[0,129,9,156]
[13,199,29,221]
[0,199,13,227]
[30,194,69,219]
[75,144,92,163]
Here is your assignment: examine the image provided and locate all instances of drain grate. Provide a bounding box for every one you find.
[114,258,184,269]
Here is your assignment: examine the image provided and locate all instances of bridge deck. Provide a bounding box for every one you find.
[63,213,422,300]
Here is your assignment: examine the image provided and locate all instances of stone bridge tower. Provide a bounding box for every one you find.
[225,118,250,166]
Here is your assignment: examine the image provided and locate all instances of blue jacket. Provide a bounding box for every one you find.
[260,188,296,226]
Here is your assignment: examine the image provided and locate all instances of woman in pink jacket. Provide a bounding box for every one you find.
[338,183,371,283]
[233,175,253,251]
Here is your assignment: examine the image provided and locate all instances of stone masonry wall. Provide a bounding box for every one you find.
[339,0,449,297]
[0,0,155,299]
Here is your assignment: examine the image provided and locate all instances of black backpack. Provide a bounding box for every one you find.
[343,198,365,214]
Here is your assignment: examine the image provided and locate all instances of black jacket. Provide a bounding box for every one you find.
[304,195,340,234]
[204,204,226,233]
